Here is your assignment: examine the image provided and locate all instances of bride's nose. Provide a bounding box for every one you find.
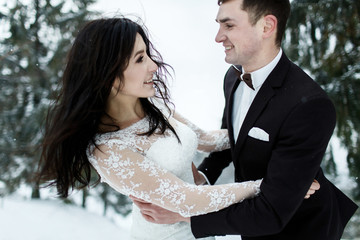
[149,59,158,73]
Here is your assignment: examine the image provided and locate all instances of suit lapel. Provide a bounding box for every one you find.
[233,82,274,158]
[232,53,291,159]
[227,79,240,149]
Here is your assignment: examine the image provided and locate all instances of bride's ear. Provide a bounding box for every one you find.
[113,77,121,88]
[111,78,122,96]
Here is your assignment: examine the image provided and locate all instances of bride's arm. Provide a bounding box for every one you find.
[90,144,261,218]
[173,112,230,152]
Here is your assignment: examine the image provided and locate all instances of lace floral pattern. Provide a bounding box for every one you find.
[87,108,261,218]
[173,112,231,152]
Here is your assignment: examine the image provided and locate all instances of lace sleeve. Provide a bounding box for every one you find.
[173,112,230,152]
[90,144,261,217]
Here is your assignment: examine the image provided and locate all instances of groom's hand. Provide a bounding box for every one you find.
[192,162,207,185]
[129,196,190,224]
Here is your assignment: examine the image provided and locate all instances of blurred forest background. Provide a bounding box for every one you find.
[0,0,359,238]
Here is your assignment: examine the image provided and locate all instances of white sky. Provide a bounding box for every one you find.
[89,0,230,129]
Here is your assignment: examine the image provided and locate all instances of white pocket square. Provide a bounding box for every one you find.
[248,127,269,142]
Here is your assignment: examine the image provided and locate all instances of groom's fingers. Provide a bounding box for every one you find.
[141,212,156,223]
[129,195,155,211]
[133,201,153,211]
[129,195,148,203]
[131,198,153,212]
[140,209,153,215]
[130,196,164,215]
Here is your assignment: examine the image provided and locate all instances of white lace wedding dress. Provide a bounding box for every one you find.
[87,102,261,240]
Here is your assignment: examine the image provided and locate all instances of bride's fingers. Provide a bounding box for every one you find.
[308,189,315,195]
[304,180,320,199]
[305,181,319,199]
[310,180,320,190]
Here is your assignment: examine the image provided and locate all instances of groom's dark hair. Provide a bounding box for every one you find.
[217,0,290,48]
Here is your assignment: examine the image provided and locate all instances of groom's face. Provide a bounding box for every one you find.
[215,0,263,68]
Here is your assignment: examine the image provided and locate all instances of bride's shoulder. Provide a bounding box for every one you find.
[90,119,148,147]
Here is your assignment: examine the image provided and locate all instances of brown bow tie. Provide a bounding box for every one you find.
[232,65,255,90]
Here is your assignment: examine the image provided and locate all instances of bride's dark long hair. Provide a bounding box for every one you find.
[37,17,177,198]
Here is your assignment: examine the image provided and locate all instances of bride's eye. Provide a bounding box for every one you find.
[136,56,144,63]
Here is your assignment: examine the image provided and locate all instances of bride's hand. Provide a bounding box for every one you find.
[129,195,190,224]
[305,179,320,199]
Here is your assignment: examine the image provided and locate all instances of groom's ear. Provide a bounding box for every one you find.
[262,15,277,40]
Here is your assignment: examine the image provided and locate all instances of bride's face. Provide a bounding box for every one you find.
[113,33,158,100]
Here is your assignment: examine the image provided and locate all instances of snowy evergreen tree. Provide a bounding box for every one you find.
[92,184,132,216]
[285,0,360,196]
[0,0,133,217]
[0,1,132,217]
[284,0,360,237]
[0,0,97,198]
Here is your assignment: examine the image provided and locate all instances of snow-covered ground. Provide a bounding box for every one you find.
[0,196,240,240]
[0,197,131,240]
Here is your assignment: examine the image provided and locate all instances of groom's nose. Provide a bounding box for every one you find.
[215,28,226,43]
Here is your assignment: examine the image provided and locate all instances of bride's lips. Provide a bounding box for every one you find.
[144,79,154,85]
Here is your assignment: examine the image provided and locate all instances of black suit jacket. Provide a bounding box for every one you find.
[191,53,358,239]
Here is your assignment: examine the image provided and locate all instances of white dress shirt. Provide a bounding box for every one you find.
[232,49,282,141]
[199,49,282,185]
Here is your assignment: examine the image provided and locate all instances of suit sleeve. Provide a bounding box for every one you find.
[191,96,336,237]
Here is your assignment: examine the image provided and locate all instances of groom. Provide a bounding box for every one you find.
[132,0,358,239]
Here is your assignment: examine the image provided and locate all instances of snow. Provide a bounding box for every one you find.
[0,197,131,240]
[0,196,240,240]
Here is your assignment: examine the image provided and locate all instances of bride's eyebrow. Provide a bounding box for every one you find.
[133,49,145,58]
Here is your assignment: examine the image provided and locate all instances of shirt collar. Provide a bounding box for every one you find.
[241,48,282,90]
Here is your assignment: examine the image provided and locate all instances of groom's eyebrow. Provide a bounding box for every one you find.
[216,17,232,23]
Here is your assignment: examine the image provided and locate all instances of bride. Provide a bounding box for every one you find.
[37,17,315,240]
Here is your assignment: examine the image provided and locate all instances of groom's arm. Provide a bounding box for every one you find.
[131,177,320,227]
[191,97,336,238]
[197,149,232,184]
[130,196,190,224]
